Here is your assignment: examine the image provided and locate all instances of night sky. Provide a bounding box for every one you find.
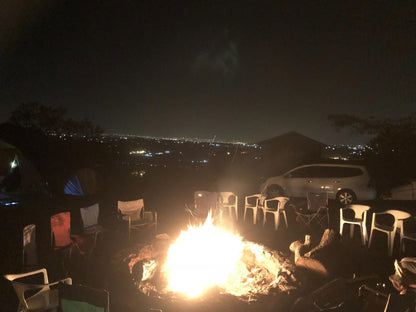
[1,1,415,144]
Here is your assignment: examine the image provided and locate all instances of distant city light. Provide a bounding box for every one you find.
[129,150,147,155]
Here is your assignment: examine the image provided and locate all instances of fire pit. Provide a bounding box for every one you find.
[124,215,300,311]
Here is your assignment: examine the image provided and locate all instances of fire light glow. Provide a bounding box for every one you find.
[162,214,281,298]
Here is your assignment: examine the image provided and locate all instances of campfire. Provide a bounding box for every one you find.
[128,214,297,302]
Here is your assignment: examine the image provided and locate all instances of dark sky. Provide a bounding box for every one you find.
[1,1,415,144]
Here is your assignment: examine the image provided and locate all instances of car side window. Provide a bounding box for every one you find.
[311,166,333,178]
[329,167,363,177]
[287,166,364,178]
[289,167,314,178]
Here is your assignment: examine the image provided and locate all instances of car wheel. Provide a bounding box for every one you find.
[336,189,356,205]
[266,185,284,198]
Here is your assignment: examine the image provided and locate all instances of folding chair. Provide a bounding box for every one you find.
[290,277,346,312]
[118,199,157,240]
[185,191,218,225]
[80,203,104,246]
[4,268,72,312]
[22,224,38,271]
[50,212,74,259]
[51,212,94,259]
[59,283,109,312]
[295,192,329,230]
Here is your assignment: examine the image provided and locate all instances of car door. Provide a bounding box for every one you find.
[307,166,337,195]
[283,166,316,197]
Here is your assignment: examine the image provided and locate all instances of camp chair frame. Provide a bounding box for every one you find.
[4,268,72,312]
[295,192,329,230]
[185,191,219,225]
[118,199,157,240]
[80,203,104,247]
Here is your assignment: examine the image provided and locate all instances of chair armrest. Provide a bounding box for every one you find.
[245,194,261,205]
[52,277,72,286]
[245,194,261,200]
[4,268,49,283]
[13,277,72,292]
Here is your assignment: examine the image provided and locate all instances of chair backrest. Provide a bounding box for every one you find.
[307,192,328,211]
[258,193,267,207]
[59,283,109,312]
[345,204,370,219]
[277,197,290,210]
[51,212,72,248]
[4,268,50,309]
[218,192,237,205]
[194,191,218,214]
[385,209,412,222]
[118,199,144,216]
[143,211,156,223]
[80,203,99,228]
[23,224,38,268]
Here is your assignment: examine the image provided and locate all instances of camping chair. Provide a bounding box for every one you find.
[22,224,38,271]
[400,216,416,254]
[51,212,94,259]
[118,199,157,240]
[218,192,238,220]
[290,277,347,312]
[59,283,109,312]
[185,191,219,225]
[244,193,266,224]
[295,192,329,230]
[4,268,72,312]
[51,212,74,258]
[262,196,290,230]
[80,203,104,246]
[368,210,411,256]
[339,205,371,245]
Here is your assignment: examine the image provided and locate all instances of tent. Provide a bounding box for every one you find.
[64,168,98,196]
[0,140,45,194]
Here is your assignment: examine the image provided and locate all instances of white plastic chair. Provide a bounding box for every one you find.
[118,199,157,240]
[339,205,371,245]
[80,203,104,245]
[368,209,411,256]
[218,192,238,220]
[262,196,290,230]
[22,224,38,271]
[400,217,416,254]
[244,193,266,224]
[4,268,72,312]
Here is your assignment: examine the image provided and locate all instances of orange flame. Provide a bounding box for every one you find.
[161,214,281,298]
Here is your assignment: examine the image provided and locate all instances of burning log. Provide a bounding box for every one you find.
[126,216,299,303]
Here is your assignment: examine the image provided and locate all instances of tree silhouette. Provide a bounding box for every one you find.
[10,102,103,136]
[328,113,416,195]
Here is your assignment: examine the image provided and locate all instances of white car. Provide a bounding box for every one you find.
[261,163,377,205]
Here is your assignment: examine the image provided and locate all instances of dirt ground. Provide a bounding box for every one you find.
[1,169,415,311]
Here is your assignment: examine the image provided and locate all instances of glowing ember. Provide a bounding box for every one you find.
[159,214,283,298]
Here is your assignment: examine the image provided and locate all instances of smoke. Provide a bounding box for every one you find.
[193,40,239,78]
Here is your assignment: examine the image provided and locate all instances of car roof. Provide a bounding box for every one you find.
[290,163,366,169]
